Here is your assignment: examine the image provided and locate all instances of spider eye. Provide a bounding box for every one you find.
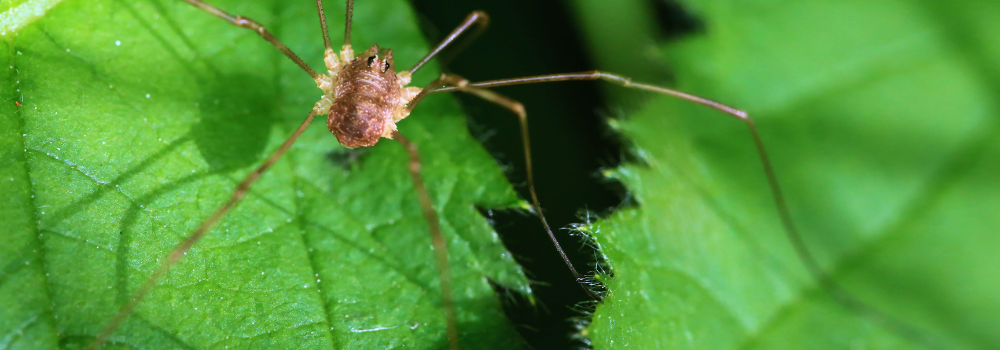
[367,55,377,66]
[383,61,391,72]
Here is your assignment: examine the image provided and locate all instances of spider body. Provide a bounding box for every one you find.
[323,45,420,148]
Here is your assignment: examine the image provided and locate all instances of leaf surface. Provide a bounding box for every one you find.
[0,0,531,348]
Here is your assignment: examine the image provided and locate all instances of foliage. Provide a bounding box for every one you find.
[0,0,531,348]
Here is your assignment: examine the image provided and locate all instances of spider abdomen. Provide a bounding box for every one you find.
[328,45,401,148]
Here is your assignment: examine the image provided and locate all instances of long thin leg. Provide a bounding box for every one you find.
[315,0,332,53]
[343,0,354,51]
[392,130,459,350]
[85,110,319,350]
[180,0,319,80]
[434,71,939,347]
[429,74,599,300]
[433,71,745,119]
[396,73,545,350]
[407,11,489,75]
[405,74,452,112]
[431,72,813,276]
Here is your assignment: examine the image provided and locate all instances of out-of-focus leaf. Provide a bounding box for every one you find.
[0,0,532,348]
[573,0,1000,348]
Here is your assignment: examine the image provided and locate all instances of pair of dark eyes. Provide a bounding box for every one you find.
[367,55,391,72]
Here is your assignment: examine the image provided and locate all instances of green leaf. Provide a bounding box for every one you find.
[0,0,532,348]
[574,0,1000,349]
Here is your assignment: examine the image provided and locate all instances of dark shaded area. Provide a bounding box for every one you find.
[652,0,704,40]
[326,147,371,171]
[409,0,705,348]
[193,73,278,171]
[410,0,620,348]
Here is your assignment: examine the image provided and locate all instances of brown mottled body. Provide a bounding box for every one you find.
[328,45,403,148]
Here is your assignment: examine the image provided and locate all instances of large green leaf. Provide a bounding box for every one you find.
[0,0,532,348]
[573,0,1000,349]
